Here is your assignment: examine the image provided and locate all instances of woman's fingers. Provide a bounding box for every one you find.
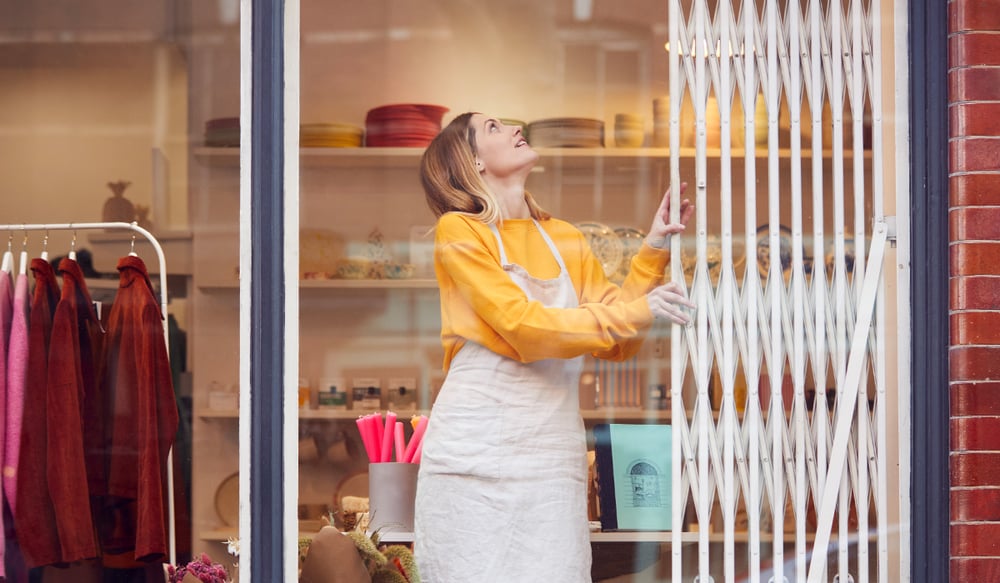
[648,282,697,324]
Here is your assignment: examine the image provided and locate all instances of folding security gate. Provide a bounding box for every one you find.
[665,0,905,581]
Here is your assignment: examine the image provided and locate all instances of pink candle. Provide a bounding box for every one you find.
[380,411,397,464]
[402,415,429,463]
[355,416,377,463]
[373,412,386,463]
[394,421,406,463]
[411,437,424,464]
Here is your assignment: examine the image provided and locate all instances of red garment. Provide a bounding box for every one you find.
[14,259,63,567]
[46,258,101,563]
[100,255,178,563]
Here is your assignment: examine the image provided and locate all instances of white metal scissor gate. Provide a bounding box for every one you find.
[665,0,903,581]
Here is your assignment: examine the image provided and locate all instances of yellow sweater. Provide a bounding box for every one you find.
[434,212,670,370]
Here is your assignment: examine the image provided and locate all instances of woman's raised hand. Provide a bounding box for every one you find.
[645,183,694,249]
[646,281,697,325]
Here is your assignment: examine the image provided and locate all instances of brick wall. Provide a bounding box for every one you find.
[949,0,1000,579]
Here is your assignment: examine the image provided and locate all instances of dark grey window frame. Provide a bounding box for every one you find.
[250,0,285,580]
[908,0,950,581]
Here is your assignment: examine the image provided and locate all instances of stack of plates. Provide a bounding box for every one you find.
[204,117,239,147]
[527,118,604,148]
[300,123,363,148]
[365,104,449,147]
[652,97,669,147]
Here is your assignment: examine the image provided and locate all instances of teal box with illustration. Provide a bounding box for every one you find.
[593,423,672,531]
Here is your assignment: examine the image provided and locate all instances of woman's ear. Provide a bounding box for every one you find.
[475,159,484,170]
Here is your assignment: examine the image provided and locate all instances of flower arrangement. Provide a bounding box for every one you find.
[343,530,420,583]
[167,553,231,583]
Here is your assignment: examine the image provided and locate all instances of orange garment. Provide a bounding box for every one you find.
[434,213,669,370]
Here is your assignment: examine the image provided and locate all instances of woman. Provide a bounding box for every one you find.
[413,113,694,582]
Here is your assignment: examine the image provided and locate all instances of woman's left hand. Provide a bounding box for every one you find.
[645,183,694,249]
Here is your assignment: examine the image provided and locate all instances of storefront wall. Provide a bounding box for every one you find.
[947,0,1000,580]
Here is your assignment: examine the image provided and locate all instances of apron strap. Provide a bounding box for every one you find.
[488,219,568,273]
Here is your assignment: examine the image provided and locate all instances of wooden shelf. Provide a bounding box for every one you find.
[198,527,699,544]
[198,278,438,291]
[194,146,869,170]
[581,409,672,422]
[201,408,691,423]
[200,408,427,420]
[199,528,844,545]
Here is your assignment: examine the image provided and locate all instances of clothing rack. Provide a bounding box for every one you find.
[0,221,176,566]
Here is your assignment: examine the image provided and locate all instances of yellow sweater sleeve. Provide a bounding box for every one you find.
[434,213,669,369]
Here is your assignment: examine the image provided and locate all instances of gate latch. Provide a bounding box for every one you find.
[884,215,897,247]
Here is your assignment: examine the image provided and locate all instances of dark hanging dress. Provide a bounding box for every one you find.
[99,255,178,563]
[45,257,102,563]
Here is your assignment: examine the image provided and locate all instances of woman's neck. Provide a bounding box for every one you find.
[486,176,531,220]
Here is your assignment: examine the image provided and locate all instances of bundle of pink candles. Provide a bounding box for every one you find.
[355,412,428,464]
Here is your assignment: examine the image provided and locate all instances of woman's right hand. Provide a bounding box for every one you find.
[646,281,697,325]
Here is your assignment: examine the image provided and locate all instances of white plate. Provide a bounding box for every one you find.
[215,472,239,526]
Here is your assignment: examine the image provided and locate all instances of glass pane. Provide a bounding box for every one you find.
[290,1,905,582]
[0,0,238,579]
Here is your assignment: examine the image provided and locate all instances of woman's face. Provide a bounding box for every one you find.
[469,114,537,179]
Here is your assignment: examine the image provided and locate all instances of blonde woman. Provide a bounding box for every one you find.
[414,113,694,582]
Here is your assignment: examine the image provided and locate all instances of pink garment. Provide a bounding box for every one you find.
[16,259,62,568]
[0,270,12,578]
[4,273,27,513]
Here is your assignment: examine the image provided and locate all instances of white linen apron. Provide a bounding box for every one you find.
[414,219,591,583]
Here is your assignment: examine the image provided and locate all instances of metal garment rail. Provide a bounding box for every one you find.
[0,221,176,567]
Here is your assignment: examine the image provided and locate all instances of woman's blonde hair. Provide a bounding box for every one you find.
[419,112,550,224]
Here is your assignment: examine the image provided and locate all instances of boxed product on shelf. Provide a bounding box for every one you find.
[386,377,418,412]
[207,382,238,411]
[318,377,349,410]
[593,423,673,531]
[352,377,382,412]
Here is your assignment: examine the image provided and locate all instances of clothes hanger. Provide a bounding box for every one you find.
[18,232,28,276]
[1,232,12,273]
[68,229,77,261]
[39,230,48,261]
[129,232,138,257]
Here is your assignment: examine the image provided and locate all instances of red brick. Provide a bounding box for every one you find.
[952,312,1000,344]
[950,67,1000,102]
[952,558,1000,581]
[950,138,1000,173]
[952,103,1000,136]
[951,452,1000,486]
[953,417,1000,450]
[952,346,1000,380]
[951,173,1000,206]
[950,0,1000,33]
[952,523,1000,556]
[952,276,1000,310]
[952,382,1000,416]
[951,33,1000,67]
[951,242,1000,276]
[953,488,1000,520]
[950,207,1000,240]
